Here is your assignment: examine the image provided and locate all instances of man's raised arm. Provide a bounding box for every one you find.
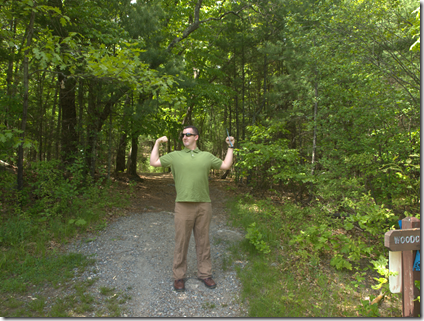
[220,136,235,170]
[150,136,168,167]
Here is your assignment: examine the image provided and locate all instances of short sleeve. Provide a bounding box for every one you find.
[159,153,173,168]
[209,153,223,170]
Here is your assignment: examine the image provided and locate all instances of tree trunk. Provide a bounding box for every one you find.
[59,71,78,163]
[235,95,239,147]
[126,93,135,174]
[307,65,319,204]
[38,71,49,161]
[252,54,267,125]
[77,78,85,147]
[87,82,129,174]
[128,136,139,177]
[43,72,55,161]
[55,81,61,159]
[107,111,113,180]
[241,25,246,141]
[126,147,132,173]
[86,79,100,177]
[17,8,35,191]
[233,48,239,145]
[38,73,43,161]
[182,104,194,126]
[90,133,97,178]
[115,94,130,173]
[5,18,16,129]
[47,0,78,164]
[311,81,318,177]
[115,133,127,173]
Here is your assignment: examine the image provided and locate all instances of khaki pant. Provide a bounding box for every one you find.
[173,202,213,280]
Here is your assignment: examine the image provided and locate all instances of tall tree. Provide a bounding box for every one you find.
[17,3,36,191]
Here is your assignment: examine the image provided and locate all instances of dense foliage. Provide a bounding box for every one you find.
[0,0,420,316]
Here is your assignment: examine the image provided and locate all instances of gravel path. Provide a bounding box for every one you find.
[66,202,248,317]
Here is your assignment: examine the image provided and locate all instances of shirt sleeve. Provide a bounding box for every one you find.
[159,153,173,168]
[209,153,223,170]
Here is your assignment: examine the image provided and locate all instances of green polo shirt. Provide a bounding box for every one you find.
[159,147,223,202]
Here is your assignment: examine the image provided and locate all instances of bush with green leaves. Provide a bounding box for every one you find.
[246,223,271,254]
[342,192,399,236]
[235,121,308,189]
[356,296,380,317]
[0,124,38,165]
[0,157,119,251]
[289,221,375,271]
[354,255,402,317]
[289,191,403,274]
[415,281,420,303]
[28,157,89,223]
[370,255,398,293]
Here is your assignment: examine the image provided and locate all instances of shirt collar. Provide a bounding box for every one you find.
[183,147,200,153]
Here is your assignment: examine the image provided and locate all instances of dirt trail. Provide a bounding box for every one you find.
[65,172,248,317]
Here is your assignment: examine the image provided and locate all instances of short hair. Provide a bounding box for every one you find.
[183,125,199,136]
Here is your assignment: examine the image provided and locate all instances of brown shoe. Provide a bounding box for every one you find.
[198,277,217,289]
[173,279,185,292]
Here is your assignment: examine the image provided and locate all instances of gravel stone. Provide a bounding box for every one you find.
[65,209,248,317]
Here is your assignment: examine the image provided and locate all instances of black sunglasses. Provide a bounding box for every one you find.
[180,133,197,138]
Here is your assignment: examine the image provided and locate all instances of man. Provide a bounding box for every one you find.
[149,125,234,292]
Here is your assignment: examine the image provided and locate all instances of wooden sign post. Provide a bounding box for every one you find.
[384,217,420,317]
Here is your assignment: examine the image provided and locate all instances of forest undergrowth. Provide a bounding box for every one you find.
[0,162,411,317]
[224,184,404,317]
[0,160,135,317]
[0,0,419,317]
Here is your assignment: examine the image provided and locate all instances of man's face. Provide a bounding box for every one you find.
[182,128,198,147]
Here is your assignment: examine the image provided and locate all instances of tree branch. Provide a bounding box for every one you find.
[166,0,247,52]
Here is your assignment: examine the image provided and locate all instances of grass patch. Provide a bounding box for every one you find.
[222,256,230,271]
[100,286,116,296]
[0,252,94,293]
[1,274,133,317]
[0,164,134,317]
[202,301,216,309]
[0,256,96,317]
[235,253,359,317]
[226,194,402,317]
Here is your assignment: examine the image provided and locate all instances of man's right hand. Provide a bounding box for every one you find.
[156,136,168,144]
[150,136,168,167]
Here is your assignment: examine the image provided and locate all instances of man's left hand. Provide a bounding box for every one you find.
[226,136,235,147]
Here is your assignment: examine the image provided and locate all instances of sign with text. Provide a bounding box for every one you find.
[384,228,420,251]
[386,217,420,317]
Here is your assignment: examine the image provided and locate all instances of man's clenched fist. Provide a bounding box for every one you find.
[157,136,168,144]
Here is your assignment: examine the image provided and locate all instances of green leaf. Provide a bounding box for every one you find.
[344,222,354,230]
[75,219,87,226]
